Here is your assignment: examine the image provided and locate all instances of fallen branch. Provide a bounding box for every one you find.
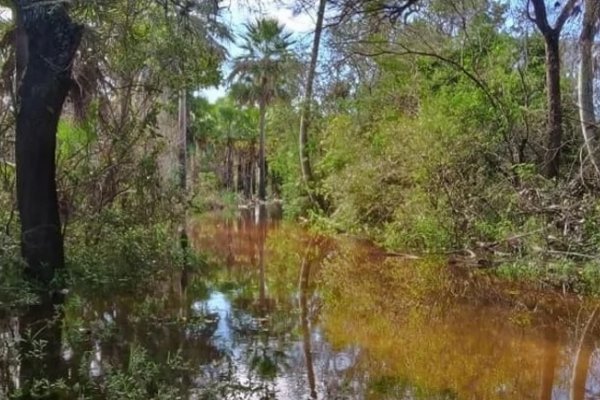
[541,249,600,260]
[373,251,422,260]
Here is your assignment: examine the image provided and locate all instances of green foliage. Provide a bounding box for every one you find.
[190,172,241,212]
[267,104,311,216]
[279,14,557,252]
[65,209,183,292]
[0,234,36,312]
[57,119,97,161]
[102,347,190,400]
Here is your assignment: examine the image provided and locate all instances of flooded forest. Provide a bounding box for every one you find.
[3,0,600,399]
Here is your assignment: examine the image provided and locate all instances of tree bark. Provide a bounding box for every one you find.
[578,0,600,174]
[258,99,267,201]
[15,1,83,285]
[299,0,326,188]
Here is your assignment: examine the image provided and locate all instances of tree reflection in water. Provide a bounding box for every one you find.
[3,210,600,398]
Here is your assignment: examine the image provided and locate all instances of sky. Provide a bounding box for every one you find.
[0,1,316,103]
[201,0,317,102]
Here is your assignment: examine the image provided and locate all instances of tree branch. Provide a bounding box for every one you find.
[529,0,552,34]
[555,0,580,31]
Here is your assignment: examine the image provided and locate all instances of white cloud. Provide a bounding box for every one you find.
[269,6,314,33]
[223,0,316,33]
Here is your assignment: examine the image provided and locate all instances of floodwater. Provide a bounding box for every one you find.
[3,209,600,399]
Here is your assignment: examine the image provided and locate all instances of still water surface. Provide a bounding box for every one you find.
[3,209,600,399]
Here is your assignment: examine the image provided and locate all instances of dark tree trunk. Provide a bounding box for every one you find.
[544,33,562,179]
[237,154,244,193]
[15,1,83,285]
[529,0,578,179]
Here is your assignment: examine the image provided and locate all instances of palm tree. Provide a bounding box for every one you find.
[229,18,295,201]
[212,98,257,191]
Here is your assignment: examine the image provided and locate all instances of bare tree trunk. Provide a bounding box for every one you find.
[15,1,82,285]
[578,0,600,174]
[529,0,578,179]
[299,0,326,189]
[258,99,267,201]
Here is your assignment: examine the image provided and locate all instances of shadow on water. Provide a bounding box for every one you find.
[5,207,600,398]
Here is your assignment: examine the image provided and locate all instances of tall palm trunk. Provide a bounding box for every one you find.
[299,0,326,191]
[258,98,267,201]
[15,1,82,285]
[578,0,600,175]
